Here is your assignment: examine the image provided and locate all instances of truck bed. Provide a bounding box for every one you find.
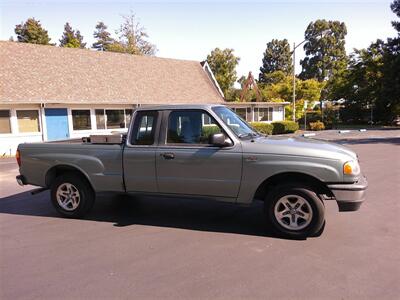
[18,140,125,193]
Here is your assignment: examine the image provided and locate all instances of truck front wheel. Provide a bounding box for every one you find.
[265,184,325,238]
[50,173,95,218]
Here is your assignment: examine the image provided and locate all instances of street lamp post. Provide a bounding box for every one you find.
[292,30,329,122]
[292,40,306,122]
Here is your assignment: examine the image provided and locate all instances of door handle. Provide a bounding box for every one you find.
[161,152,175,160]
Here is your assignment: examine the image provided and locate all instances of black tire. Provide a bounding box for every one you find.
[50,173,95,218]
[265,184,325,239]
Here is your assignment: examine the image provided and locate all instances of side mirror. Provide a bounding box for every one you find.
[210,133,233,147]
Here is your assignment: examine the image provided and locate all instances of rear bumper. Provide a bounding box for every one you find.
[327,175,368,212]
[16,175,27,186]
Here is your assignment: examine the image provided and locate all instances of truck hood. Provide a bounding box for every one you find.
[242,136,357,161]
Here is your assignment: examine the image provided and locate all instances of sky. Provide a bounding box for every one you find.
[0,0,397,79]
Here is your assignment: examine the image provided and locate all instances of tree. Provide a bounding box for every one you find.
[92,21,114,51]
[259,73,324,120]
[114,12,157,55]
[328,1,400,124]
[300,19,348,82]
[14,18,52,45]
[259,39,293,83]
[59,22,86,48]
[391,0,400,32]
[206,48,240,97]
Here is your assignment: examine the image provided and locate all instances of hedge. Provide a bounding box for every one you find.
[249,122,273,135]
[309,121,325,131]
[271,121,299,134]
[249,121,299,135]
[202,124,221,137]
[203,121,298,137]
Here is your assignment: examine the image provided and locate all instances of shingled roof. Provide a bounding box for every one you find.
[0,41,224,105]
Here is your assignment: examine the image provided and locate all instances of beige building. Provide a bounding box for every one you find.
[0,41,288,155]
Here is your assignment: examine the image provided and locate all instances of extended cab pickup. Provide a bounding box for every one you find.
[16,105,367,238]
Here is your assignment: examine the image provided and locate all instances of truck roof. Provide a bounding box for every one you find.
[134,104,225,111]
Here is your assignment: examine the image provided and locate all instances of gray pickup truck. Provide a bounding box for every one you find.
[16,104,367,238]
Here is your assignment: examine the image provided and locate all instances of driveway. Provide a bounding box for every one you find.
[0,133,399,299]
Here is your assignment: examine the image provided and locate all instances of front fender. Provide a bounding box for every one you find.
[236,154,343,204]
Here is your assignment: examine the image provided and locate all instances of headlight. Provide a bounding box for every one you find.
[343,160,360,176]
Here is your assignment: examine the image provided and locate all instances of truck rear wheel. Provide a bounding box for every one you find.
[265,184,325,238]
[50,173,95,218]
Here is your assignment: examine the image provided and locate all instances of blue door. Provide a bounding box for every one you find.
[45,108,70,141]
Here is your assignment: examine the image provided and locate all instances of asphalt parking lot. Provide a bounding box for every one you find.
[1,129,399,299]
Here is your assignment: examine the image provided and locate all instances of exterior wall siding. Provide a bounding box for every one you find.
[0,104,135,155]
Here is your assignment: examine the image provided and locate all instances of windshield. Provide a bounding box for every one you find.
[212,106,259,138]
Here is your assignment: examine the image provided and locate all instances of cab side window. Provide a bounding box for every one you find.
[131,111,158,145]
[167,110,222,145]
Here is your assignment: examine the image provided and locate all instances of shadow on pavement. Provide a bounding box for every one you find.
[0,190,292,239]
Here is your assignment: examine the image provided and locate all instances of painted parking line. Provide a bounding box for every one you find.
[303,133,316,137]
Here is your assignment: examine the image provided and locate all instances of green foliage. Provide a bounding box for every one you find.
[309,121,325,131]
[249,121,298,135]
[259,39,293,83]
[59,22,86,48]
[92,13,156,55]
[14,18,52,45]
[92,21,114,51]
[202,125,221,138]
[257,71,324,120]
[330,34,400,123]
[249,122,273,135]
[224,88,243,102]
[206,48,240,96]
[300,19,348,82]
[271,121,299,134]
[115,12,157,55]
[105,42,126,53]
[260,70,287,86]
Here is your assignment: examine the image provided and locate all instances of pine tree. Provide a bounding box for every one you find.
[14,18,52,45]
[259,39,293,83]
[92,21,114,51]
[300,19,348,82]
[59,22,86,48]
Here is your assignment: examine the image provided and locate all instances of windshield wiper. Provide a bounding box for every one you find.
[238,132,259,138]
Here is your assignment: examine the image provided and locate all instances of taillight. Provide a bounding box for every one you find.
[16,150,21,167]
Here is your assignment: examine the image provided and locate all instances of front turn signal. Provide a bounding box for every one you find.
[343,160,360,175]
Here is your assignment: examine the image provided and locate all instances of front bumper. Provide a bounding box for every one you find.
[327,175,368,212]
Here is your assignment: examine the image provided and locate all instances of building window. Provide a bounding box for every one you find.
[234,108,247,120]
[72,110,91,130]
[246,107,252,121]
[95,108,132,130]
[95,109,106,129]
[17,110,40,133]
[125,109,133,127]
[259,107,273,121]
[0,110,11,134]
[106,109,125,129]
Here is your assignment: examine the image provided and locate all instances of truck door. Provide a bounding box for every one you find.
[123,110,160,193]
[156,109,242,198]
